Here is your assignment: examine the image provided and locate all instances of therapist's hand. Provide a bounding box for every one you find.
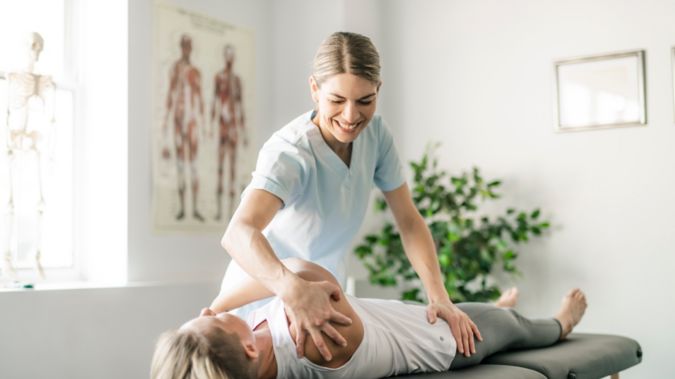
[427,299,482,357]
[282,278,352,361]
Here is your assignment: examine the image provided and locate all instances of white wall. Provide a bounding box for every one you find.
[0,281,219,379]
[375,0,675,377]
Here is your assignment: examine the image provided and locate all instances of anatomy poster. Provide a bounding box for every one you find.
[153,3,255,232]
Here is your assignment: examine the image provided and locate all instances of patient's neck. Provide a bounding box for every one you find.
[254,326,276,379]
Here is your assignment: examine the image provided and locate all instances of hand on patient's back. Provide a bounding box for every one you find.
[427,300,482,358]
[283,279,352,361]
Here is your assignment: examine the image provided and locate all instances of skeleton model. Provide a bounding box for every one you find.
[211,44,246,221]
[2,32,55,280]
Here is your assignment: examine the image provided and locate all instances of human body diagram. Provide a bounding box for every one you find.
[160,35,249,226]
[162,35,206,222]
[210,45,247,221]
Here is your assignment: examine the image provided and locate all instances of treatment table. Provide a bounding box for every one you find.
[390,333,642,379]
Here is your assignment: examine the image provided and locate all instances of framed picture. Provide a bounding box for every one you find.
[152,3,256,232]
[554,50,646,132]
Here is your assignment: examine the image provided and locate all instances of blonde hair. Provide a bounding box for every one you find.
[150,328,254,379]
[312,31,381,86]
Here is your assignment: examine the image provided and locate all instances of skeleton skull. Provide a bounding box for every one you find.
[26,32,44,65]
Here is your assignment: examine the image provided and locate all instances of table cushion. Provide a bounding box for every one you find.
[390,364,547,378]
[484,333,642,379]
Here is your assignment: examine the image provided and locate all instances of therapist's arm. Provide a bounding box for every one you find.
[220,189,352,361]
[383,183,483,357]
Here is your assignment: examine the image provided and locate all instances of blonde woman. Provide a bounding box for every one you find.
[153,258,587,379]
[217,31,478,362]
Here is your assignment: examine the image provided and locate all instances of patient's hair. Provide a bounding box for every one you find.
[150,327,255,379]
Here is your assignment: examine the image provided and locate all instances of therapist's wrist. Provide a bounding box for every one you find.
[277,272,305,302]
[427,289,452,305]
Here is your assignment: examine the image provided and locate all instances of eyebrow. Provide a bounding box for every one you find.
[328,92,377,100]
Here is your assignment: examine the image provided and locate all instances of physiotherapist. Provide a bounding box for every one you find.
[210,31,481,363]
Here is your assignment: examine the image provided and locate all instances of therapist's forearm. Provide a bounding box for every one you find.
[222,220,303,301]
[399,213,452,304]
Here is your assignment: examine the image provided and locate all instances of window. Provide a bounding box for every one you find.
[0,0,76,280]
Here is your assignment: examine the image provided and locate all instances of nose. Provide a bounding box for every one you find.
[200,307,216,317]
[342,101,359,124]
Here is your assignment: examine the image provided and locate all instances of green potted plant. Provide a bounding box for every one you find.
[354,144,550,303]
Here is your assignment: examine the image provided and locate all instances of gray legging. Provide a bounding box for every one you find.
[449,303,562,369]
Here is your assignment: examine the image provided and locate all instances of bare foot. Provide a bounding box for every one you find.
[495,287,519,308]
[555,288,587,339]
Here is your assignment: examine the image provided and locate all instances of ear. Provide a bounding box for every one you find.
[309,75,320,103]
[242,341,259,360]
[376,80,382,92]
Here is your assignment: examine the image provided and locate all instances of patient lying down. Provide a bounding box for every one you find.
[151,258,587,379]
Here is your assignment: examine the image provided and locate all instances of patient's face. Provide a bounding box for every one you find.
[181,308,254,344]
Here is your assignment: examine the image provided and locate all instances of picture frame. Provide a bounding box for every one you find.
[554,50,646,132]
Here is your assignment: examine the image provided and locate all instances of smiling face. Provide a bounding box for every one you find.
[310,73,379,148]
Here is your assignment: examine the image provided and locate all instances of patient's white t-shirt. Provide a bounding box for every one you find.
[247,295,456,378]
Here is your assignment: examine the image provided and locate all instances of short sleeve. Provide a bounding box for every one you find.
[374,120,405,192]
[245,135,308,207]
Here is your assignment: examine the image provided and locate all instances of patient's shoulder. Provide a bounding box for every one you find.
[288,294,364,368]
[279,258,365,367]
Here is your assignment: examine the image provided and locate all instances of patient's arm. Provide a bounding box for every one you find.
[210,258,341,312]
[209,268,274,313]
